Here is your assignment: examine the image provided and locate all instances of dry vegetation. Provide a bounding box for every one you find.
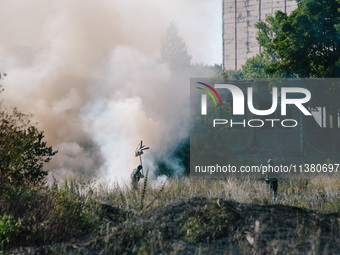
[2,176,340,254]
[102,177,340,214]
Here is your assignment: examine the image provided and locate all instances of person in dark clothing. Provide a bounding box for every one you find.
[131,165,144,190]
[266,159,278,198]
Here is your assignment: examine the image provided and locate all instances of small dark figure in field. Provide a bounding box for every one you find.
[131,165,144,190]
[266,159,278,198]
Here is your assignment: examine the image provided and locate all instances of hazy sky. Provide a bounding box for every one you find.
[0,0,222,65]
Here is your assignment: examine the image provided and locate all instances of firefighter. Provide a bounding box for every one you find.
[266,159,278,197]
[131,165,144,190]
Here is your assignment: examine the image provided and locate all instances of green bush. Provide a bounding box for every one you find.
[0,109,57,187]
[0,178,103,248]
[0,86,57,188]
[51,178,102,236]
[0,214,21,248]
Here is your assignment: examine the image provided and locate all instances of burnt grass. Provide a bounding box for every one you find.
[10,197,340,255]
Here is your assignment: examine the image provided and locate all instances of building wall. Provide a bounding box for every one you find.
[222,0,297,70]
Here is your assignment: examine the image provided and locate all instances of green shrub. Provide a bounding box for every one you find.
[0,214,21,248]
[0,178,103,248]
[52,179,102,236]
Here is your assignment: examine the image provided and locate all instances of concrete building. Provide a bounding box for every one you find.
[222,0,297,70]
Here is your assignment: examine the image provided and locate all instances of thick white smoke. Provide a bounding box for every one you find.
[0,0,221,183]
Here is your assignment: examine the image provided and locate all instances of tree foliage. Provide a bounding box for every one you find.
[160,21,192,70]
[255,15,282,62]
[0,94,57,187]
[244,0,340,78]
[242,53,273,79]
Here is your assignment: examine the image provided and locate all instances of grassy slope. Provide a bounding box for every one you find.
[2,177,340,254]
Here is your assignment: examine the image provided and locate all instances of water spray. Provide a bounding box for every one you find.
[135,140,150,174]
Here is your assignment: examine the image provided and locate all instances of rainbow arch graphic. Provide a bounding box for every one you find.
[196,82,223,106]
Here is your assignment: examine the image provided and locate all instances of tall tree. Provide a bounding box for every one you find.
[242,15,291,78]
[255,0,340,78]
[160,22,192,70]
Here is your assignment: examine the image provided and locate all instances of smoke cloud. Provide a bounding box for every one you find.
[0,0,221,183]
